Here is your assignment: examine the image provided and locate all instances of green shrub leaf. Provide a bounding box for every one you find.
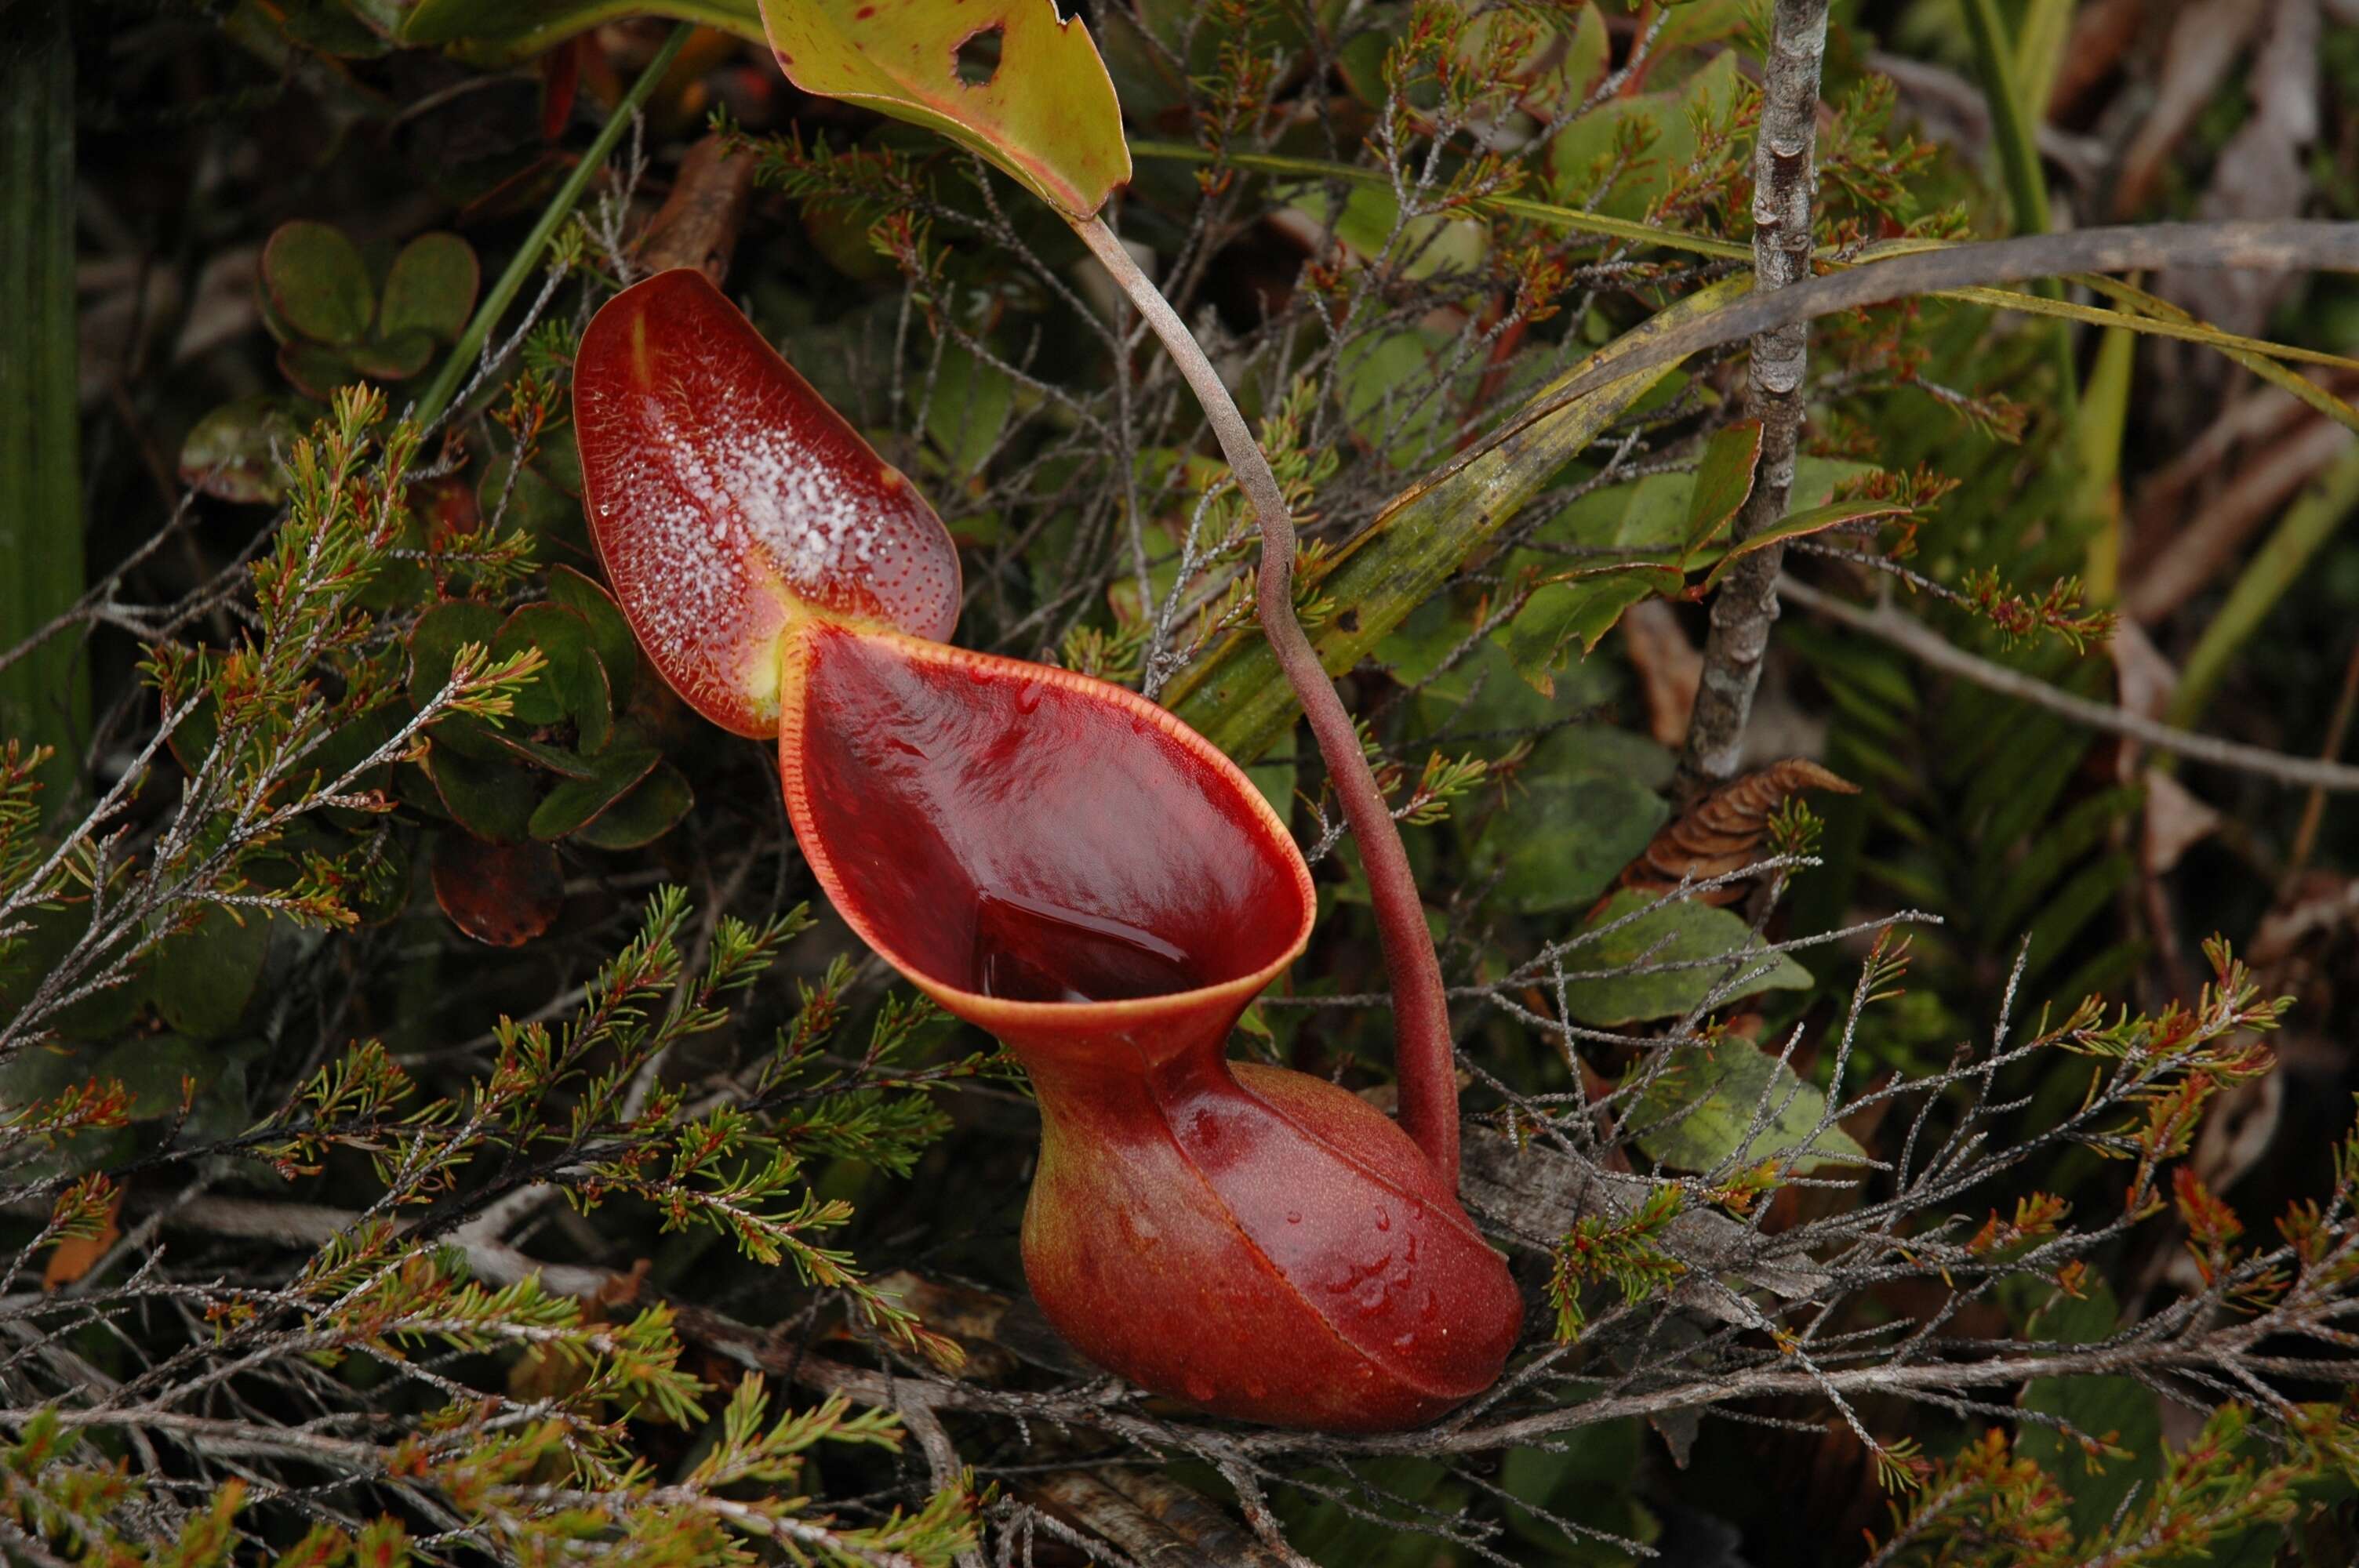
[1625,1036,1868,1175]
[378,232,479,343]
[1563,890,1812,1027]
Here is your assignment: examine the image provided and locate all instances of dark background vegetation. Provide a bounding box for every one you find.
[9,0,2359,1562]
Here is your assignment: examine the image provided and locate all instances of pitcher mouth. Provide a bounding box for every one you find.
[774,622,1317,1033]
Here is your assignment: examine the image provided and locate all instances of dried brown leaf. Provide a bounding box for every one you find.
[431,833,564,948]
[1615,759,1859,906]
[2143,766,2224,875]
[638,132,757,285]
[2108,618,2179,725]
[42,1186,124,1291]
[2193,1070,2284,1194]
[1622,598,1702,750]
[1097,1470,1296,1568]
[2048,0,2150,122]
[1028,1472,1258,1568]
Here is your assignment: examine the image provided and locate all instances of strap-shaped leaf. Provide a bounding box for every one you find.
[757,0,1130,218]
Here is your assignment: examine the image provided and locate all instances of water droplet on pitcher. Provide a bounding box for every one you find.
[1184,1374,1218,1403]
[1373,1207,1391,1232]
[1285,1210,1302,1225]
[969,887,1201,1002]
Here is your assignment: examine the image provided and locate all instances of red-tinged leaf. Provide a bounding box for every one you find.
[261,220,372,347]
[1697,500,1913,593]
[431,833,563,948]
[572,269,962,738]
[345,328,434,382]
[406,601,503,710]
[1683,419,1762,554]
[278,340,363,401]
[489,603,599,729]
[544,564,638,702]
[540,34,586,141]
[756,0,1131,218]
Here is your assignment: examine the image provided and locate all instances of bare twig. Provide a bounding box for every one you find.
[1681,0,1829,790]
[1779,575,2359,789]
[1432,221,2359,499]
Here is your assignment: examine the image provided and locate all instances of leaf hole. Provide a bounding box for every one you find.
[953,26,1002,87]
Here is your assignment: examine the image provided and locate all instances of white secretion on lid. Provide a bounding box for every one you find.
[580,333,960,731]
[644,365,949,602]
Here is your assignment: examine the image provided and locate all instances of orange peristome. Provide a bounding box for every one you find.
[573,269,961,738]
[776,624,1523,1429]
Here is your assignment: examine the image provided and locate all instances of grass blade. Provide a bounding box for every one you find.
[0,0,89,793]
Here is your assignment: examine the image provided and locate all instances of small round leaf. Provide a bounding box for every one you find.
[491,604,601,731]
[407,600,505,711]
[544,564,639,706]
[149,905,271,1041]
[379,231,480,342]
[530,745,660,840]
[178,394,314,504]
[346,328,436,383]
[277,340,365,401]
[569,760,692,851]
[431,834,564,947]
[262,220,375,347]
[424,742,536,844]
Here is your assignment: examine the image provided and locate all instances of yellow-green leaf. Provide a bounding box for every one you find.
[756,0,1130,218]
